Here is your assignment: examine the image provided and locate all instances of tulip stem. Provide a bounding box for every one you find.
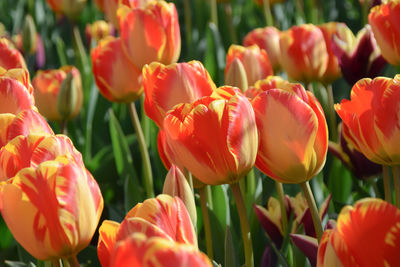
[300,181,323,242]
[183,0,192,46]
[128,102,154,198]
[392,166,400,208]
[209,0,218,27]
[383,166,392,203]
[326,84,338,141]
[262,0,274,27]
[59,120,67,135]
[231,182,254,267]
[224,3,238,44]
[51,260,61,267]
[187,171,194,193]
[199,186,214,260]
[275,181,288,235]
[306,83,314,94]
[62,256,79,267]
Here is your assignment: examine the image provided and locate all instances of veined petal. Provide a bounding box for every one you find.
[0,76,34,114]
[98,220,120,267]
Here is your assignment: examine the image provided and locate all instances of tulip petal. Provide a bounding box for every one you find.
[291,234,318,267]
[97,220,120,267]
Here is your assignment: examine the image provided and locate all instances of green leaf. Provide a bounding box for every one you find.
[109,109,143,211]
[5,261,36,267]
[327,157,353,204]
[203,22,226,86]
[211,185,230,231]
[224,225,238,267]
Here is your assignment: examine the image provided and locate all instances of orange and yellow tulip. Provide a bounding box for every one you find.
[97,194,198,266]
[369,0,400,66]
[45,0,87,20]
[91,36,143,103]
[118,1,181,70]
[85,20,115,46]
[109,233,211,267]
[335,75,400,165]
[33,66,83,121]
[317,198,400,266]
[163,86,258,185]
[142,61,216,128]
[279,24,328,83]
[1,158,103,260]
[252,82,328,183]
[225,44,273,87]
[243,26,281,72]
[0,38,27,70]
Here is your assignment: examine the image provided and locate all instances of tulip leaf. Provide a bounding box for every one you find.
[327,157,353,204]
[0,217,13,249]
[4,261,36,267]
[212,185,230,230]
[204,22,226,86]
[109,109,143,211]
[208,207,227,265]
[224,225,238,267]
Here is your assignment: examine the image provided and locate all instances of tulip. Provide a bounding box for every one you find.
[279,24,328,83]
[109,233,212,267]
[45,0,87,20]
[0,109,54,149]
[0,134,83,182]
[252,83,328,183]
[317,198,400,266]
[85,20,115,46]
[0,38,27,70]
[1,158,103,260]
[102,0,152,28]
[335,75,400,166]
[369,1,400,66]
[118,1,181,70]
[225,58,248,92]
[13,33,46,69]
[243,26,281,72]
[157,129,172,170]
[253,0,286,6]
[225,44,273,87]
[331,25,386,85]
[33,66,83,121]
[91,36,143,103]
[163,86,258,185]
[142,61,216,128]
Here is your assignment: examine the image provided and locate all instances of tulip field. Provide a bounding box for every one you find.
[1,0,400,266]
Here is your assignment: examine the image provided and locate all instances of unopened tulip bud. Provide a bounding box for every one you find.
[22,15,36,55]
[57,72,77,120]
[225,57,248,92]
[163,165,197,226]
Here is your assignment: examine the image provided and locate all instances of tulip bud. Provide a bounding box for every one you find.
[225,58,248,92]
[57,72,77,119]
[22,15,36,55]
[162,165,197,227]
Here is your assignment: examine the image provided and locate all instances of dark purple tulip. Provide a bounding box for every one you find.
[260,246,277,267]
[290,234,318,267]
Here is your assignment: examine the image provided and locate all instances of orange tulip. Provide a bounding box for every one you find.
[142,61,216,128]
[45,0,87,20]
[97,194,198,267]
[243,26,281,72]
[1,158,103,260]
[279,24,328,83]
[335,76,400,165]
[0,109,54,149]
[252,82,328,183]
[0,134,82,182]
[118,1,181,70]
[318,22,353,84]
[110,233,211,267]
[85,20,115,46]
[225,44,273,87]
[317,198,400,266]
[0,38,27,70]
[163,86,258,185]
[369,1,400,66]
[253,0,286,6]
[33,66,83,121]
[102,0,151,28]
[91,36,143,103]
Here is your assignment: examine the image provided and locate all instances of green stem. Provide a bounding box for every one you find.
[72,24,90,91]
[55,36,68,66]
[231,182,254,267]
[383,166,392,203]
[299,181,323,242]
[224,3,237,44]
[199,186,214,260]
[262,0,274,27]
[367,178,380,198]
[210,0,218,27]
[307,83,314,94]
[326,84,338,141]
[59,120,67,135]
[246,168,256,197]
[275,181,288,235]
[361,2,369,26]
[309,0,319,24]
[392,166,400,208]
[206,184,214,210]
[187,171,194,193]
[128,102,154,198]
[62,256,79,267]
[140,95,150,147]
[183,0,192,46]
[51,260,61,267]
[295,0,306,23]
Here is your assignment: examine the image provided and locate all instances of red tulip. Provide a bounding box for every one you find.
[279,24,328,83]
[335,76,400,165]
[225,44,273,87]
[91,36,143,103]
[45,0,87,20]
[243,26,281,72]
[118,1,181,70]
[1,159,103,260]
[0,38,27,71]
[163,86,258,185]
[252,82,328,183]
[317,198,400,266]
[369,1,400,66]
[142,61,216,128]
